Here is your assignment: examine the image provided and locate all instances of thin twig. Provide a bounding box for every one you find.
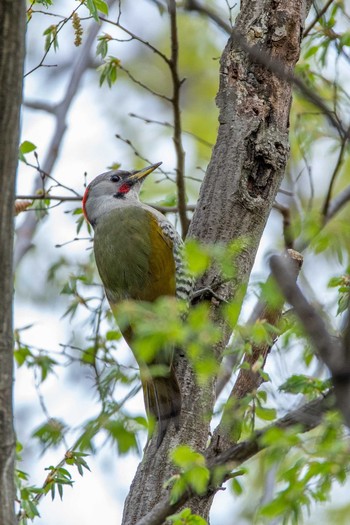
[99,17,171,65]
[326,184,350,221]
[129,112,213,148]
[270,254,350,428]
[119,65,171,102]
[321,137,348,218]
[15,193,196,214]
[215,250,303,448]
[168,0,189,237]
[15,194,81,202]
[273,202,294,249]
[15,4,115,267]
[24,2,83,77]
[183,0,231,34]
[303,0,336,38]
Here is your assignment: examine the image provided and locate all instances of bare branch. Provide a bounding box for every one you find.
[23,99,58,114]
[327,184,350,220]
[99,17,171,65]
[273,202,294,249]
[321,136,348,218]
[270,254,350,427]
[303,0,336,38]
[215,250,303,448]
[14,4,116,267]
[14,194,196,215]
[183,0,232,34]
[168,0,189,237]
[119,65,171,102]
[15,194,82,202]
[270,254,342,372]
[129,112,213,148]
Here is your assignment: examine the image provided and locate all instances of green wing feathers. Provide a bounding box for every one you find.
[93,206,182,446]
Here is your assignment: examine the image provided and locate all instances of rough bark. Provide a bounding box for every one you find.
[122,1,309,523]
[0,1,26,524]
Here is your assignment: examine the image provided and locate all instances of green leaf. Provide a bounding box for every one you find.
[97,38,108,59]
[14,346,32,367]
[19,141,37,162]
[255,406,276,421]
[97,57,120,87]
[260,497,289,518]
[43,24,58,52]
[171,445,206,469]
[186,465,210,495]
[85,0,99,21]
[20,141,37,154]
[106,330,121,341]
[94,0,108,15]
[304,45,319,59]
[279,374,331,396]
[167,507,207,524]
[184,240,211,277]
[231,477,243,495]
[32,419,67,447]
[169,476,187,505]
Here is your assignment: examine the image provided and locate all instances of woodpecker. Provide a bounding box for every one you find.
[82,162,192,446]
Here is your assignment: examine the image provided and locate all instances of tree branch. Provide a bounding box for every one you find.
[14,193,196,214]
[14,1,116,268]
[326,184,350,221]
[135,392,334,525]
[0,2,26,523]
[321,136,348,218]
[168,0,189,237]
[303,0,336,38]
[270,254,350,427]
[215,250,303,448]
[183,0,232,34]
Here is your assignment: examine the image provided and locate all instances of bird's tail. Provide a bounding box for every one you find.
[143,365,181,447]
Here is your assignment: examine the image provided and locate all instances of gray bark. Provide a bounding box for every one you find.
[0,1,26,524]
[122,1,309,523]
[123,0,306,525]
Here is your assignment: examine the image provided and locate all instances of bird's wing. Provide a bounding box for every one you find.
[156,218,194,302]
[138,211,177,301]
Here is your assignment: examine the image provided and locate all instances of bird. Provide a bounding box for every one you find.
[82,162,193,446]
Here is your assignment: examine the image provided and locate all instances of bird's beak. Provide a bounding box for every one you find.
[128,162,162,183]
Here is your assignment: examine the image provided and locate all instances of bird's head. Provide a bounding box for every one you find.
[82,162,162,226]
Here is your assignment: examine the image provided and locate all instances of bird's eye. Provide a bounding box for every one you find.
[110,174,120,182]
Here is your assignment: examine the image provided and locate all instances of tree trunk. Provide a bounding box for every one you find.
[122,1,309,523]
[0,2,26,524]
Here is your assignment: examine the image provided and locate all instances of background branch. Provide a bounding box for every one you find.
[270,254,350,427]
[14,2,116,267]
[303,0,336,37]
[183,0,231,34]
[214,250,303,449]
[168,0,189,237]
